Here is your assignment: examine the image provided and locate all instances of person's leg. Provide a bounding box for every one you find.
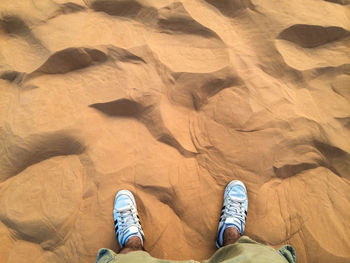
[95,190,148,263]
[204,236,296,263]
[119,236,143,254]
[96,189,198,263]
[119,237,145,254]
[113,190,145,253]
[216,180,248,248]
[222,227,240,246]
[202,180,295,263]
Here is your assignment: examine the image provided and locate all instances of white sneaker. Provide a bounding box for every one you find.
[113,190,145,247]
[216,180,248,248]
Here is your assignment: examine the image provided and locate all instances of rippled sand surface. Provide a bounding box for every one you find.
[0,1,350,262]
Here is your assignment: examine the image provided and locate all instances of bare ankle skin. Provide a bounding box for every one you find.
[223,227,241,246]
[119,236,144,254]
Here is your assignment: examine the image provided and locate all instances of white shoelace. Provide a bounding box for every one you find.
[222,197,245,222]
[117,207,140,233]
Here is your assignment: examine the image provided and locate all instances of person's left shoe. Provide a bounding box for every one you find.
[113,190,145,248]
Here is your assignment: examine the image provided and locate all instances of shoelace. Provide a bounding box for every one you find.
[221,197,245,222]
[117,207,140,234]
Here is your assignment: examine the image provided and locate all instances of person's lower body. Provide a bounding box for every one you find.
[95,180,296,263]
[96,236,295,263]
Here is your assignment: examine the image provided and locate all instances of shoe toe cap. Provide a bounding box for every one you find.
[114,191,135,211]
[226,181,247,199]
[229,184,247,199]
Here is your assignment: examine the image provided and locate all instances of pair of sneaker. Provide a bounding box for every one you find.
[113,180,248,249]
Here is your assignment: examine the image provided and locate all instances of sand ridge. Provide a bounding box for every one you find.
[0,0,350,262]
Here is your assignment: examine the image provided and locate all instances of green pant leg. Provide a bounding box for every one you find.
[95,248,118,263]
[95,248,199,263]
[277,245,296,263]
[202,236,296,263]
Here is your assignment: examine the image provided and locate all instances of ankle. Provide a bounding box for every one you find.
[119,236,143,254]
[223,226,240,246]
[125,236,143,249]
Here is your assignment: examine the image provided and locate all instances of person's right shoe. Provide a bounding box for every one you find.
[216,180,248,248]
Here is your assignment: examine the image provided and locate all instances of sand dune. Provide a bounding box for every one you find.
[0,0,350,262]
